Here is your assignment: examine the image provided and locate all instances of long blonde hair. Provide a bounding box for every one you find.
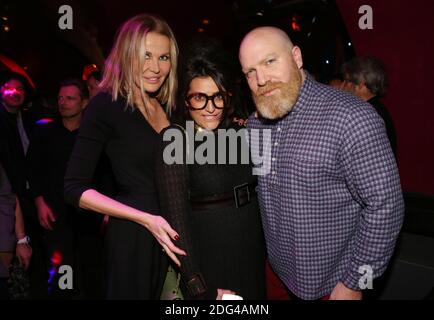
[99,14,178,114]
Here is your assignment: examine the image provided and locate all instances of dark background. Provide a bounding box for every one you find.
[1,0,434,196]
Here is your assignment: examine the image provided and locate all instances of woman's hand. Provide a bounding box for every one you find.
[79,190,187,266]
[140,214,187,267]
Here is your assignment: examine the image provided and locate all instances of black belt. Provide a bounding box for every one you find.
[190,182,256,210]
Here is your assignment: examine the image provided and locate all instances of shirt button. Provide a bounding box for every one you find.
[272,171,276,175]
[274,142,279,146]
[272,158,276,162]
[277,127,282,132]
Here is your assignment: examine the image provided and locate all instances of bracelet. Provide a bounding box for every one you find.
[17,236,30,245]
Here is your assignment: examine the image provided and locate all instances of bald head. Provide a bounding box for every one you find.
[238,26,305,120]
[240,27,294,59]
[239,26,303,76]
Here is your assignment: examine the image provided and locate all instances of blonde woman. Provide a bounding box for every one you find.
[64,14,185,299]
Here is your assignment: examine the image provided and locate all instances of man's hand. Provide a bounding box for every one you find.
[329,282,362,300]
[16,243,32,270]
[35,196,57,230]
[216,289,236,300]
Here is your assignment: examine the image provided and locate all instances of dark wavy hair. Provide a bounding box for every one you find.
[175,36,244,128]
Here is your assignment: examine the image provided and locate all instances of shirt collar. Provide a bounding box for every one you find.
[273,71,314,127]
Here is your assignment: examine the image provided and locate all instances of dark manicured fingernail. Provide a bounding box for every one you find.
[174,235,180,241]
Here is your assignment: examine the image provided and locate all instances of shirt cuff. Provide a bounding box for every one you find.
[341,268,363,291]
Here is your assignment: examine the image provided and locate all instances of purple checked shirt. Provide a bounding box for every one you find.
[248,74,404,299]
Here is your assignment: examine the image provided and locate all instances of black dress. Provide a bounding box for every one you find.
[64,92,167,299]
[155,121,266,300]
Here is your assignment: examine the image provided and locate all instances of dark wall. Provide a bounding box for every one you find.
[336,0,434,195]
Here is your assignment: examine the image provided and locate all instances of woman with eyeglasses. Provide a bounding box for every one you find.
[156,37,266,300]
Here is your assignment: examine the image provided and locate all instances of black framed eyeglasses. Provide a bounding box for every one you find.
[185,92,228,110]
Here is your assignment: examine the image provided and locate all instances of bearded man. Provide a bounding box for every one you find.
[239,27,404,300]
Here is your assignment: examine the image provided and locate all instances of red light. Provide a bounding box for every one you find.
[82,64,98,81]
[291,17,301,32]
[51,251,63,266]
[36,118,54,125]
[0,55,36,88]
